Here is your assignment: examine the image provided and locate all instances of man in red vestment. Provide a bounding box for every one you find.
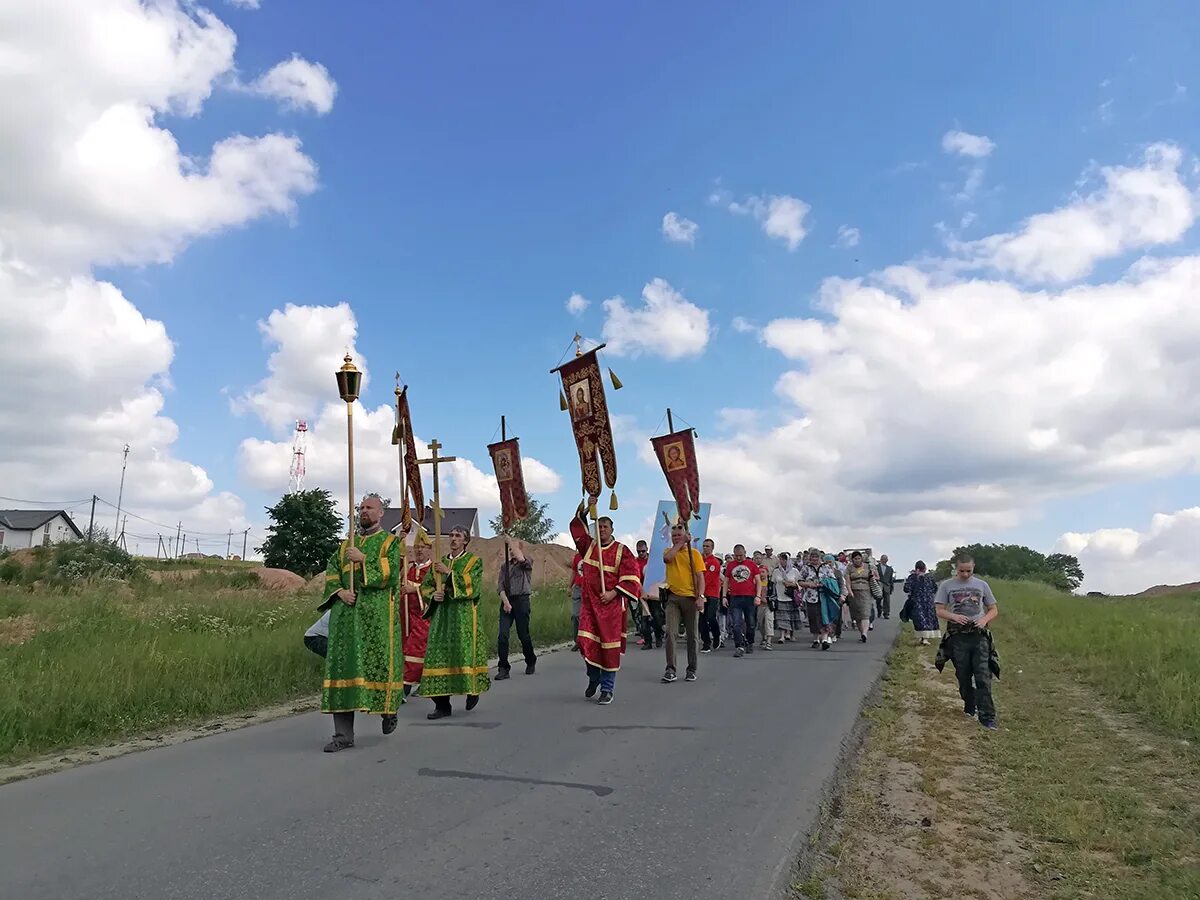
[401,534,433,696]
[569,496,641,705]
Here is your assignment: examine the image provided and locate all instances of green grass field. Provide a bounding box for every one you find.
[997,579,1199,742]
[0,574,574,765]
[803,579,1200,899]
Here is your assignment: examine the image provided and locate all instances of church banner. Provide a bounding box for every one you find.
[650,428,700,523]
[391,387,424,529]
[552,347,618,505]
[487,437,529,530]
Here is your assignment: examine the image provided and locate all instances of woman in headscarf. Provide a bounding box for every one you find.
[797,549,823,648]
[771,552,803,642]
[817,553,842,649]
[845,551,876,643]
[902,560,940,645]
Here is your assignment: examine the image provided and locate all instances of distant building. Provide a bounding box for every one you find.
[0,510,84,551]
[380,506,479,540]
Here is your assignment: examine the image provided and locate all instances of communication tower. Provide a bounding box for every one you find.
[288,420,308,494]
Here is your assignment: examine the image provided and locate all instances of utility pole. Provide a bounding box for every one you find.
[226,529,232,558]
[87,495,97,542]
[242,528,249,560]
[180,533,187,559]
[114,444,131,534]
[175,522,182,559]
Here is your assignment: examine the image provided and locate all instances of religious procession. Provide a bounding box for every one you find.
[301,338,991,752]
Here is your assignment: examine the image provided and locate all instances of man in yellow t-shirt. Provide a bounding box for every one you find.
[661,521,705,684]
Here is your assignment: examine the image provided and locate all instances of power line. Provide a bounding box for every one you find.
[0,495,93,507]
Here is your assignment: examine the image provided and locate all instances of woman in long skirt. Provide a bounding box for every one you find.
[845,551,876,643]
[902,561,941,645]
[772,552,803,641]
[797,550,824,647]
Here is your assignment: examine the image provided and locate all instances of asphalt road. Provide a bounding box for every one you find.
[0,616,899,900]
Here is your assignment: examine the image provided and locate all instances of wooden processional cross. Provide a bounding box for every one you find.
[416,438,456,593]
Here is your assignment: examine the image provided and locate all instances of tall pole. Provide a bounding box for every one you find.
[242,528,249,560]
[180,533,187,558]
[335,354,363,594]
[501,416,511,579]
[416,440,458,596]
[87,495,97,543]
[174,522,182,559]
[226,529,232,558]
[394,376,409,532]
[665,407,698,597]
[114,443,130,533]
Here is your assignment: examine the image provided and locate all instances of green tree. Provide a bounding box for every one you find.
[934,543,1085,591]
[488,496,556,544]
[259,489,343,578]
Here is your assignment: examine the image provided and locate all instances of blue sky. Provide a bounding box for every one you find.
[4,1,1200,591]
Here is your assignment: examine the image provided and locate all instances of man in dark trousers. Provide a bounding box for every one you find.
[936,555,1000,729]
[877,553,895,619]
[495,538,536,679]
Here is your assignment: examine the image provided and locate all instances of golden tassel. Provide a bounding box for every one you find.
[391,424,401,445]
[559,389,569,411]
[588,499,599,520]
[609,369,623,390]
[609,490,619,510]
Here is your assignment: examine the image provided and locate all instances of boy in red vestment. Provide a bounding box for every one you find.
[569,497,641,705]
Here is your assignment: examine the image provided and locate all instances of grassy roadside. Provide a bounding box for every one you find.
[0,577,573,766]
[796,582,1200,899]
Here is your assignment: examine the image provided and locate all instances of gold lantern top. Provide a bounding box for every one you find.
[335,353,362,403]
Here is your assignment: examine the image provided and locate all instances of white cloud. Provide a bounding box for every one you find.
[731,316,758,334]
[0,0,329,544]
[225,0,261,8]
[1097,99,1115,125]
[836,224,861,248]
[694,149,1200,584]
[238,398,562,517]
[1056,508,1200,594]
[565,292,590,316]
[661,212,699,245]
[601,278,711,359]
[0,1,319,270]
[725,193,811,250]
[235,303,364,431]
[249,55,337,115]
[954,143,1195,282]
[942,130,995,159]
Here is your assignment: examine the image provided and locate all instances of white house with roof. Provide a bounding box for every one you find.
[0,510,84,551]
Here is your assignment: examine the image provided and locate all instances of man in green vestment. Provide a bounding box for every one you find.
[420,524,490,719]
[320,494,406,752]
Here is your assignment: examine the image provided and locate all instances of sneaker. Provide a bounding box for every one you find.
[964,706,976,717]
[811,640,820,649]
[860,634,868,643]
[525,663,536,675]
[642,641,655,651]
[821,639,831,651]
[979,719,998,730]
[495,669,510,681]
[684,671,697,682]
[382,714,398,735]
[597,691,613,705]
[745,646,754,654]
[716,638,725,650]
[734,647,745,658]
[762,643,773,651]
[661,670,677,683]
[869,623,875,631]
[701,644,712,653]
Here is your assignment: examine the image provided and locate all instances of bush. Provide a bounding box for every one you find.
[45,539,143,586]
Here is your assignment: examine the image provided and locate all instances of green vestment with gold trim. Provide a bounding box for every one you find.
[419,551,491,697]
[321,529,405,714]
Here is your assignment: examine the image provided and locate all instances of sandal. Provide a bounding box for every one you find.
[322,735,354,752]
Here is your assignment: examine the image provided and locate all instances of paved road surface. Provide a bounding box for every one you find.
[1,618,899,900]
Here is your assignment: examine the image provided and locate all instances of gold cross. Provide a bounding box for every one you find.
[416,439,457,590]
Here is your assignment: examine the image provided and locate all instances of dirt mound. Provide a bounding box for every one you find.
[1135,581,1200,598]
[306,573,326,591]
[0,614,40,646]
[251,567,308,592]
[1,549,38,569]
[464,536,574,589]
[147,569,201,583]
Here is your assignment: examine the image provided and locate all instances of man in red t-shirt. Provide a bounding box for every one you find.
[723,543,762,657]
[700,538,724,652]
